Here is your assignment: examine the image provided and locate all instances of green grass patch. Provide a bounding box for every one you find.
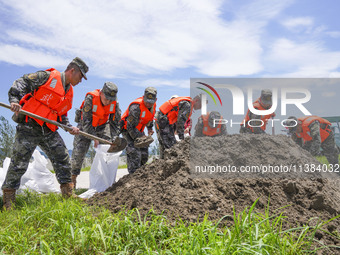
[0,193,339,254]
[316,154,340,166]
[81,165,91,172]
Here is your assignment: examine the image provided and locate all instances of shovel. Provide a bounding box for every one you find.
[0,102,127,153]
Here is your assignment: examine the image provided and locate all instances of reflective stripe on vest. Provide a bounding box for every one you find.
[20,68,73,132]
[159,96,192,124]
[202,114,222,136]
[121,97,156,132]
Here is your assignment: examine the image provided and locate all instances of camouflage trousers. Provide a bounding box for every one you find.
[2,123,71,190]
[155,112,176,159]
[304,132,339,166]
[71,123,111,175]
[122,131,148,174]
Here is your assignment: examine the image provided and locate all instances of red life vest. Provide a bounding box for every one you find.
[202,113,222,136]
[159,96,192,124]
[121,97,156,132]
[242,98,275,132]
[19,68,73,132]
[80,89,116,127]
[296,116,331,143]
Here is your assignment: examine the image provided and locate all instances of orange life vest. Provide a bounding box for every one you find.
[242,99,275,132]
[296,116,331,143]
[202,113,222,136]
[80,89,116,127]
[159,97,192,124]
[19,68,73,132]
[121,97,156,132]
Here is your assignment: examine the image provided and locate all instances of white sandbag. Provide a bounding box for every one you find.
[78,188,97,199]
[175,133,190,141]
[0,157,11,196]
[79,144,121,198]
[0,150,59,195]
[20,150,59,193]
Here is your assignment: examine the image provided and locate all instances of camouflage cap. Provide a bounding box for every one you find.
[71,57,89,80]
[208,111,221,128]
[143,86,157,104]
[260,89,272,106]
[283,116,298,134]
[102,82,118,101]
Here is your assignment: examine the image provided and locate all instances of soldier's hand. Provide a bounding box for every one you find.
[69,126,80,135]
[94,140,99,148]
[148,129,154,136]
[10,102,21,113]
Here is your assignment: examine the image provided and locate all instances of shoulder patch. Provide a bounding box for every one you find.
[27,73,38,80]
[83,105,91,112]
[127,116,134,122]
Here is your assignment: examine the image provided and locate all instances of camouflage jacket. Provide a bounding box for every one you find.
[292,121,321,155]
[125,103,154,140]
[194,116,227,137]
[80,94,121,138]
[8,70,72,126]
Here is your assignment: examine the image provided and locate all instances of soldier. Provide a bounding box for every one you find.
[2,57,88,210]
[155,95,202,159]
[285,116,339,165]
[70,82,121,188]
[240,89,275,134]
[194,111,227,137]
[120,87,157,174]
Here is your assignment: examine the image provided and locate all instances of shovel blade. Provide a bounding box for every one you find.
[107,137,127,153]
[134,136,154,148]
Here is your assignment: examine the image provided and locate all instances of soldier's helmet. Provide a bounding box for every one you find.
[208,111,222,128]
[102,82,118,101]
[283,116,298,134]
[259,89,272,108]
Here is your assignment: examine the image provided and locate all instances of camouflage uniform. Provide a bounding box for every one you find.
[121,87,157,174]
[291,120,339,165]
[155,100,191,159]
[71,82,121,176]
[194,111,227,137]
[2,71,74,189]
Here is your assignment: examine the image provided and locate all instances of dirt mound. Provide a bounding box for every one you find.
[87,134,340,245]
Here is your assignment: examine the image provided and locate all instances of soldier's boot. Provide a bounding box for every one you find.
[60,183,87,201]
[60,183,77,198]
[71,175,77,189]
[2,188,16,210]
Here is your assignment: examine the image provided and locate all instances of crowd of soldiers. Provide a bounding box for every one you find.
[2,57,339,210]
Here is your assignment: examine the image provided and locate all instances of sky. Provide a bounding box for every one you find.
[0,0,340,149]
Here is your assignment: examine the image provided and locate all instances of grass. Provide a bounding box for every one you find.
[316,154,340,165]
[80,164,127,172]
[0,193,339,254]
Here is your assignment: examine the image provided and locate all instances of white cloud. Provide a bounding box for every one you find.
[322,91,336,97]
[131,78,190,88]
[0,0,293,78]
[265,38,340,77]
[326,31,340,38]
[0,44,66,67]
[281,17,314,30]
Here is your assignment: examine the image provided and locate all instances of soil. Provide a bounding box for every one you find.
[87,134,340,248]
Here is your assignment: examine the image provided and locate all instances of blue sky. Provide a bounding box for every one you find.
[0,0,340,149]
